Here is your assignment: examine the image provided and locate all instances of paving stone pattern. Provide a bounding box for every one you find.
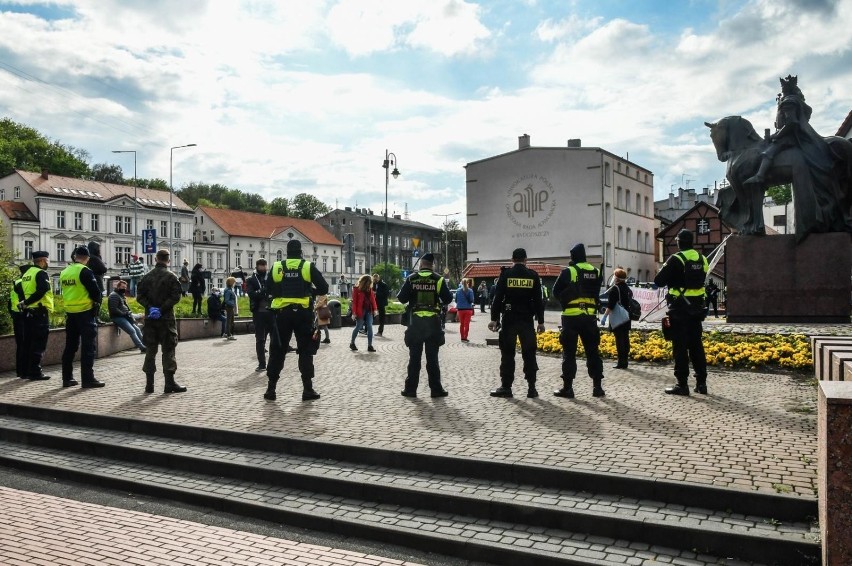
[0,485,423,566]
[0,415,818,543]
[0,311,819,497]
[0,442,767,566]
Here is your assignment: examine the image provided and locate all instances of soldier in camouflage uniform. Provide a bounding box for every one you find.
[136,249,186,394]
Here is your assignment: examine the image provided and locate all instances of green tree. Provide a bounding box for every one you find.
[266,197,291,217]
[0,220,18,335]
[90,163,124,184]
[0,117,90,178]
[291,193,331,219]
[443,219,468,283]
[129,178,169,190]
[766,184,792,234]
[372,262,403,294]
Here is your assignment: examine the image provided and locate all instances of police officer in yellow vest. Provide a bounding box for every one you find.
[18,250,53,380]
[265,239,329,402]
[552,243,605,398]
[397,253,453,398]
[9,265,29,377]
[488,247,546,398]
[60,246,104,388]
[654,229,709,396]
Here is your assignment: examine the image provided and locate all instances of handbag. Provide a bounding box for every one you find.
[608,286,630,329]
[661,316,673,340]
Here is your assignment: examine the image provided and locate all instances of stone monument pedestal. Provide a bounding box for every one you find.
[819,381,852,565]
[725,233,851,323]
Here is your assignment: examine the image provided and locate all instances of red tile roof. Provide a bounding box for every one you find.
[15,169,193,212]
[0,201,38,222]
[463,261,566,279]
[200,206,341,245]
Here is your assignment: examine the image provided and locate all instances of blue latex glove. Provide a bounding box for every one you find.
[147,307,162,320]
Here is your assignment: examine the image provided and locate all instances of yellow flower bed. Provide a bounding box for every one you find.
[536,330,812,371]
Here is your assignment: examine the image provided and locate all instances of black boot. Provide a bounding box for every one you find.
[694,381,708,395]
[592,378,606,398]
[302,379,320,401]
[553,377,574,398]
[145,373,155,394]
[665,381,690,396]
[164,373,187,393]
[490,386,513,398]
[264,378,277,401]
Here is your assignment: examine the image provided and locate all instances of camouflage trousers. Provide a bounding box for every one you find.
[142,319,178,376]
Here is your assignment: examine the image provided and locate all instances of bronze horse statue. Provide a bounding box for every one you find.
[705,115,852,240]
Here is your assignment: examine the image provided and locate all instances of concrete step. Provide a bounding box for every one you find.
[0,412,820,565]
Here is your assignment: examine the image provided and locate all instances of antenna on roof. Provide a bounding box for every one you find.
[404,202,409,220]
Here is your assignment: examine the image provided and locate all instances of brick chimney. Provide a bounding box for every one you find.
[518,134,530,150]
[41,168,49,180]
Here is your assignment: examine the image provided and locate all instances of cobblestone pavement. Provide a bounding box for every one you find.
[0,312,819,498]
[0,486,424,566]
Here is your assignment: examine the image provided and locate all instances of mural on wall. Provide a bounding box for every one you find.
[505,174,557,240]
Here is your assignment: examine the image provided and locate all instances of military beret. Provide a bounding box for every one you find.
[32,250,49,260]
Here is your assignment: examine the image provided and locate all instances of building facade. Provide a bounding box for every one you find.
[656,201,735,282]
[194,206,341,292]
[0,169,194,274]
[317,207,444,275]
[655,186,716,223]
[465,135,657,283]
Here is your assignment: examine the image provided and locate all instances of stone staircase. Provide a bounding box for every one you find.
[0,403,820,566]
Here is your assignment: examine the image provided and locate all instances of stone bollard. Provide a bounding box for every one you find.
[818,381,852,565]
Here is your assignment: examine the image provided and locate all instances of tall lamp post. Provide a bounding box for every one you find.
[111,150,137,253]
[169,143,196,260]
[432,212,460,271]
[382,150,400,266]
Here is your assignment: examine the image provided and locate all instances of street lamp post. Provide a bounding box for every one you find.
[432,212,460,271]
[169,144,196,261]
[382,150,400,266]
[111,150,137,253]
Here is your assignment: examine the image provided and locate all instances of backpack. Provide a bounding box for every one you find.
[628,297,642,321]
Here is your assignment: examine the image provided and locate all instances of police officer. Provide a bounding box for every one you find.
[9,265,29,377]
[265,239,329,401]
[19,251,53,380]
[60,246,104,388]
[247,258,272,371]
[137,249,186,394]
[397,253,453,398]
[654,229,709,395]
[552,243,605,398]
[488,248,546,398]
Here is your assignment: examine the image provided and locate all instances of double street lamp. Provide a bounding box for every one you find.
[169,143,196,259]
[382,149,400,265]
[432,212,460,271]
[111,149,137,254]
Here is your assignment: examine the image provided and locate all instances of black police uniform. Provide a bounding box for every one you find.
[60,258,102,387]
[265,252,329,401]
[490,261,544,396]
[247,269,272,370]
[397,266,453,397]
[552,244,604,397]
[655,238,708,395]
[20,262,53,380]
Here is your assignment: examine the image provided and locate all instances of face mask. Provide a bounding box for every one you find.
[117,288,126,295]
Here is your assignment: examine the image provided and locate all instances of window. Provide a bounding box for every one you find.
[636,194,641,213]
[605,243,612,267]
[91,214,99,232]
[24,240,33,259]
[217,253,223,269]
[616,187,623,209]
[147,254,154,266]
[644,197,649,216]
[370,233,375,244]
[379,234,384,246]
[174,250,180,267]
[625,190,631,211]
[57,210,65,229]
[617,226,624,247]
[394,236,399,248]
[605,203,611,227]
[626,228,632,249]
[124,216,131,234]
[234,251,242,267]
[209,229,214,241]
[773,215,786,226]
[636,171,640,180]
[644,233,650,253]
[74,212,83,231]
[247,252,254,265]
[146,219,154,230]
[276,250,282,261]
[636,230,642,251]
[57,243,66,262]
[604,162,611,186]
[14,186,20,199]
[115,246,131,266]
[322,257,327,271]
[196,252,202,265]
[160,221,168,239]
[206,252,213,267]
[115,215,131,234]
[358,260,363,273]
[175,222,181,239]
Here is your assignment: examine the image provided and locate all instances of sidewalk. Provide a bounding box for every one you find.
[0,312,819,497]
[0,486,422,566]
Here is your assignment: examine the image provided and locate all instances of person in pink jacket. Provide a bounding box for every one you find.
[350,274,378,352]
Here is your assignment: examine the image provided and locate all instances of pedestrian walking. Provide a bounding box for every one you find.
[552,243,605,398]
[223,277,238,340]
[477,281,488,313]
[605,268,632,369]
[9,265,29,378]
[264,239,329,401]
[655,229,709,395]
[189,263,205,314]
[60,246,104,388]
[180,259,190,296]
[108,279,146,353]
[488,248,545,398]
[455,278,475,342]
[372,273,390,336]
[18,251,53,380]
[247,259,272,370]
[349,274,378,352]
[128,255,146,297]
[137,249,186,394]
[397,253,453,398]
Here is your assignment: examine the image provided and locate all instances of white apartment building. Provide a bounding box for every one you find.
[0,169,194,273]
[465,135,657,283]
[194,206,341,291]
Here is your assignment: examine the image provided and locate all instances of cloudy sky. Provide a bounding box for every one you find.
[1,0,851,228]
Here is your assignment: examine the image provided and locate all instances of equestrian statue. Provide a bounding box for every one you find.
[705,75,852,241]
